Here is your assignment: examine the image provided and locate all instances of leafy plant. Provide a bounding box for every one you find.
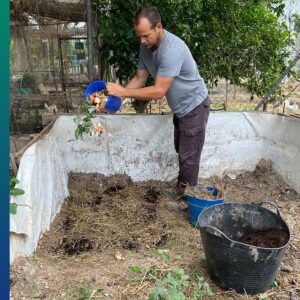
[292,13,300,35]
[148,267,189,300]
[19,72,40,93]
[190,274,213,299]
[149,280,166,300]
[10,177,25,197]
[128,260,213,299]
[73,102,96,140]
[271,279,281,291]
[94,0,291,105]
[158,251,170,261]
[10,176,25,215]
[128,264,163,284]
[75,285,103,300]
[129,265,143,274]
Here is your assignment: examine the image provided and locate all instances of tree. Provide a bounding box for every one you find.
[292,13,300,35]
[94,0,291,104]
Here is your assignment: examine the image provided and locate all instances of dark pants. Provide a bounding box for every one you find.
[173,96,210,189]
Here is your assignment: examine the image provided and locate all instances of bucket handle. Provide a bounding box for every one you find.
[258,201,282,218]
[200,225,229,240]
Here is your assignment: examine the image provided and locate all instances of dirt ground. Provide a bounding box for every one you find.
[10,160,300,300]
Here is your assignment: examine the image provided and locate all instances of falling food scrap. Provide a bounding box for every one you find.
[91,122,104,136]
[89,91,108,112]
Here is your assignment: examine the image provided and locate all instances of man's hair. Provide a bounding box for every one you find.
[134,6,161,28]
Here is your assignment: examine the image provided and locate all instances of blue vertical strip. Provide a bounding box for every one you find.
[0,0,10,299]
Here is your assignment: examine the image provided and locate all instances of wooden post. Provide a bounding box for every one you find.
[87,0,94,82]
[58,36,69,113]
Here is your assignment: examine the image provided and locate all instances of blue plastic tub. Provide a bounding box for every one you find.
[186,185,224,227]
[85,80,122,113]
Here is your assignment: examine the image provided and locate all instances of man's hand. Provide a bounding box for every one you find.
[106,83,126,98]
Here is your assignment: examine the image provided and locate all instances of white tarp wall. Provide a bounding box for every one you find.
[10,113,300,262]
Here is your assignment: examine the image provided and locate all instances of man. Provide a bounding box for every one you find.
[107,6,210,195]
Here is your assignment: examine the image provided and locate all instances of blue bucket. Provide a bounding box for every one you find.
[85,80,122,113]
[186,185,224,227]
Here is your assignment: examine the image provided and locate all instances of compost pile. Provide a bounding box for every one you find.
[39,173,183,255]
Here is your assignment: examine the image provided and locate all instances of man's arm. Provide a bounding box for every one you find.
[126,70,149,89]
[107,76,174,100]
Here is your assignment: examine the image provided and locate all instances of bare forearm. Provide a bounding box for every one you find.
[106,75,173,100]
[122,86,164,100]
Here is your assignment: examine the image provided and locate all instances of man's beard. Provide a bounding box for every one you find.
[142,42,159,51]
[142,42,152,49]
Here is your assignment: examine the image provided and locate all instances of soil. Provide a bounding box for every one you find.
[238,229,289,248]
[10,159,300,300]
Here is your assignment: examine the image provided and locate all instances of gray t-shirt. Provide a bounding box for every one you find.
[138,29,208,117]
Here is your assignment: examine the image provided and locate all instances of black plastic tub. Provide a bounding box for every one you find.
[198,202,290,294]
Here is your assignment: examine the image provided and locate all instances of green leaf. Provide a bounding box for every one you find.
[94,286,104,292]
[129,265,142,274]
[10,188,25,196]
[168,288,185,300]
[10,177,20,190]
[88,106,96,114]
[148,280,165,300]
[10,203,18,215]
[73,116,80,124]
[156,286,166,299]
[160,253,170,261]
[75,128,81,140]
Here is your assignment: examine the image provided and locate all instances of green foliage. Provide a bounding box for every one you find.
[74,285,103,300]
[73,102,96,140]
[10,177,25,197]
[95,0,140,82]
[158,251,171,261]
[128,259,213,299]
[190,274,213,299]
[10,176,25,215]
[147,267,214,300]
[10,203,18,215]
[292,13,300,34]
[94,0,291,101]
[148,267,189,300]
[271,279,281,291]
[149,280,166,300]
[129,265,143,274]
[20,72,40,93]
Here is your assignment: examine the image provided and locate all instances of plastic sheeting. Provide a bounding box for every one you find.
[10,112,300,262]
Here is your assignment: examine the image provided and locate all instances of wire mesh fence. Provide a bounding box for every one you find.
[10,21,89,133]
